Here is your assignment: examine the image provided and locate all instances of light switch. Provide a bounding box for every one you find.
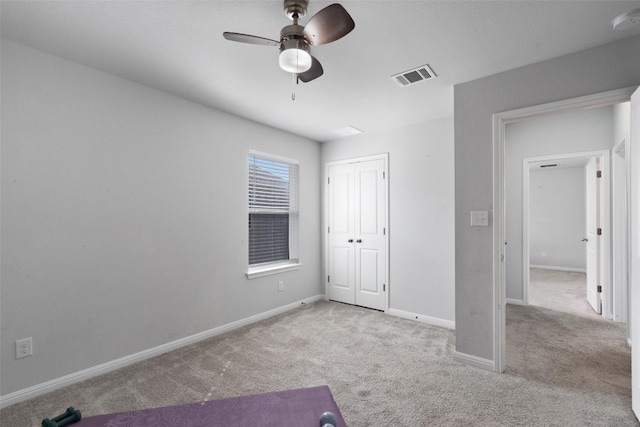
[471,211,489,227]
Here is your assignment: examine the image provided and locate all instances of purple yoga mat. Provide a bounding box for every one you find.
[74,385,346,426]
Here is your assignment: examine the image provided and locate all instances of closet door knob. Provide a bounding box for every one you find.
[348,239,354,243]
[356,239,362,243]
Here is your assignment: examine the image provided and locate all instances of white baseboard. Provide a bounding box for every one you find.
[387,308,455,330]
[453,351,495,371]
[0,295,324,409]
[506,298,525,306]
[530,265,586,273]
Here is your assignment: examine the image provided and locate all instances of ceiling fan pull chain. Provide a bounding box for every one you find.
[291,73,297,100]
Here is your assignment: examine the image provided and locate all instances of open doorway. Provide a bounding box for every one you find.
[503,104,628,322]
[492,87,635,374]
[523,152,610,318]
[498,91,633,413]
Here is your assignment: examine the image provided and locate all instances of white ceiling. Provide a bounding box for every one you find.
[2,1,639,142]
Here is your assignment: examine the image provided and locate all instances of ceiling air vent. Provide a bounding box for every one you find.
[391,64,437,87]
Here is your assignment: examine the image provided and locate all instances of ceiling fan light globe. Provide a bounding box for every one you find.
[279,48,312,73]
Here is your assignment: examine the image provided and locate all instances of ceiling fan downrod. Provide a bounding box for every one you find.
[284,0,308,21]
[280,0,308,47]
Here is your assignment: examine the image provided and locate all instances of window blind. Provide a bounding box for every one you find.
[248,153,299,265]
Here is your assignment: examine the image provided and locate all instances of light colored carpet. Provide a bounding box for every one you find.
[528,267,600,319]
[1,299,636,426]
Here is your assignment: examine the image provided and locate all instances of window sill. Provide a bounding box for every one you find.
[246,261,302,279]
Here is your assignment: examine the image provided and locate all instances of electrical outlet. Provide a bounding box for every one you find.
[278,281,284,292]
[16,337,33,359]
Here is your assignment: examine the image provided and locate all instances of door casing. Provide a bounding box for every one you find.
[629,87,639,420]
[612,138,629,325]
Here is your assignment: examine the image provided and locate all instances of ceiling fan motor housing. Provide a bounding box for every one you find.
[280,35,309,52]
[280,24,307,44]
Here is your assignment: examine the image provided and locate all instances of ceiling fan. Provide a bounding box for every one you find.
[223,1,355,83]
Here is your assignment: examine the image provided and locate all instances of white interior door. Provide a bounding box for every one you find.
[328,163,356,305]
[354,159,387,311]
[629,87,640,420]
[327,156,388,311]
[586,157,602,314]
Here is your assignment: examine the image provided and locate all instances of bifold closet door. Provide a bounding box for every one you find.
[328,158,386,311]
[328,162,356,305]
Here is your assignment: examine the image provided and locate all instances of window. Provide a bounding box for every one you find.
[247,152,300,277]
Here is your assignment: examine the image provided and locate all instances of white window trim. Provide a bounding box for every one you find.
[247,150,300,279]
[246,260,302,279]
[248,150,300,166]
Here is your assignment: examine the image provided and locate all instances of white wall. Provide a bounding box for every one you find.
[504,106,613,301]
[0,40,321,397]
[454,35,640,363]
[529,167,586,270]
[320,118,455,326]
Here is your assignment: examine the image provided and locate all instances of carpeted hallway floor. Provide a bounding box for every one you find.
[528,267,603,319]
[1,273,636,426]
[506,268,633,423]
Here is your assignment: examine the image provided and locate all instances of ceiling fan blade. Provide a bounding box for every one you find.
[303,4,355,46]
[223,32,280,47]
[298,56,324,83]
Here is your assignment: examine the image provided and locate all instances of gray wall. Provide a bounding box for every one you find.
[321,118,455,325]
[454,35,640,362]
[1,40,322,395]
[529,167,586,270]
[504,106,614,301]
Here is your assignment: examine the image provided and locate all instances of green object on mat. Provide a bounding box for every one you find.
[42,407,81,427]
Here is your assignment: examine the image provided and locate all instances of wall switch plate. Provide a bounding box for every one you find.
[278,281,284,292]
[471,211,489,227]
[16,337,33,359]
